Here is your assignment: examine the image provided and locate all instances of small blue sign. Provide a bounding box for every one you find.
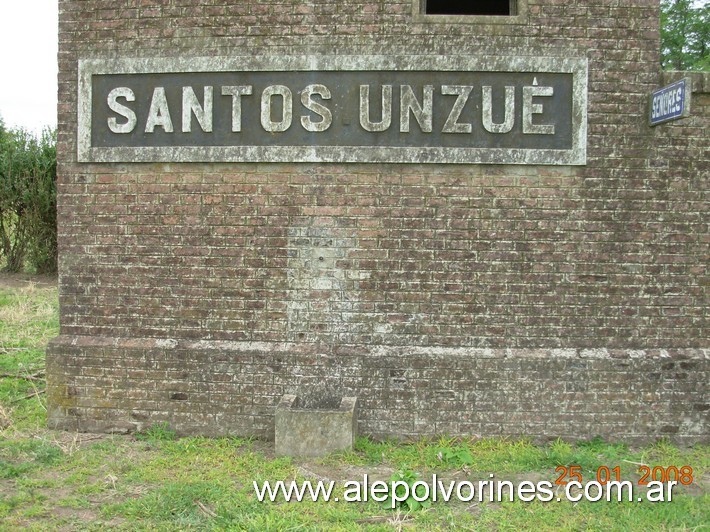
[650,78,691,126]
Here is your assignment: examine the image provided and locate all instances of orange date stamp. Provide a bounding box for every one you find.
[555,465,694,486]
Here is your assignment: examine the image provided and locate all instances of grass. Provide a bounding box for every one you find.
[0,278,708,530]
[0,281,58,435]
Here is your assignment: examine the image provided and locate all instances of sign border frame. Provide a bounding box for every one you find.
[78,55,588,165]
[649,77,692,127]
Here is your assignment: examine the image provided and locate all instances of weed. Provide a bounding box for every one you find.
[434,437,474,467]
[387,469,432,512]
[134,422,178,444]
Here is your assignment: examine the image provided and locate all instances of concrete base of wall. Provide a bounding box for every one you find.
[46,336,709,445]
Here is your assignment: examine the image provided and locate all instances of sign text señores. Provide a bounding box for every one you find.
[78,56,588,165]
[649,78,691,126]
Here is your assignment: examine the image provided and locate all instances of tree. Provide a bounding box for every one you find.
[661,0,710,70]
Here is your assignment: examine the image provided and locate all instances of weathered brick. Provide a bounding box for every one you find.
[47,0,708,444]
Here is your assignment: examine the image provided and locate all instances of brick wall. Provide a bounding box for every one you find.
[48,1,708,444]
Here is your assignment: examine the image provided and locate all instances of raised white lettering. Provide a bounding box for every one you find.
[522,83,555,135]
[107,87,137,134]
[359,85,392,132]
[482,86,515,134]
[221,85,253,132]
[145,87,173,133]
[300,84,333,132]
[441,85,473,134]
[400,85,433,133]
[182,86,213,133]
[261,85,293,132]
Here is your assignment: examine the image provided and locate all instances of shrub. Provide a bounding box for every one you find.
[0,119,57,273]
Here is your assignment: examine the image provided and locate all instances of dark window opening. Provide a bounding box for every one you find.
[425,0,513,16]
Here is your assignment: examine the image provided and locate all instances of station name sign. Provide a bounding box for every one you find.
[78,56,587,165]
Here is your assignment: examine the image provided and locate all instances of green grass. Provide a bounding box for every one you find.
[0,281,58,442]
[0,278,708,530]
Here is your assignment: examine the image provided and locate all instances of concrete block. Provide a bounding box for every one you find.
[275,394,358,457]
